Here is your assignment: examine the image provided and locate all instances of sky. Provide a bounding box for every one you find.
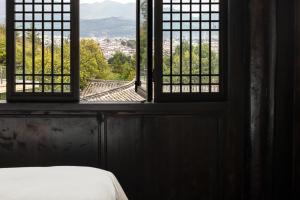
[80,0,135,3]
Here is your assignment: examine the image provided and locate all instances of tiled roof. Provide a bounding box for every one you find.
[80,79,145,102]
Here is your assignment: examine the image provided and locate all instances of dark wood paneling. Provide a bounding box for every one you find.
[294,0,300,198]
[226,0,248,198]
[105,116,144,199]
[0,116,99,167]
[272,0,294,199]
[106,115,223,200]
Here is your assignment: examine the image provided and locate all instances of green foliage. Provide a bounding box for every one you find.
[139,0,148,87]
[0,25,136,91]
[108,51,136,81]
[163,41,219,84]
[0,23,218,93]
[80,39,116,89]
[13,31,71,92]
[0,25,5,65]
[0,25,6,81]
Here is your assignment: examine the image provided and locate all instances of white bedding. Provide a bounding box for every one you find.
[0,166,128,200]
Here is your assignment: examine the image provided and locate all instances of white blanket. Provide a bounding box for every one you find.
[0,166,128,200]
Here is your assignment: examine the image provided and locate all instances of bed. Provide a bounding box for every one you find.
[0,166,128,200]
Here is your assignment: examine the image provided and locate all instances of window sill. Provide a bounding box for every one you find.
[0,101,227,113]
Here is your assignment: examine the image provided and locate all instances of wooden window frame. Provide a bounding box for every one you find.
[6,0,79,102]
[154,0,228,102]
[135,0,153,102]
[153,0,228,102]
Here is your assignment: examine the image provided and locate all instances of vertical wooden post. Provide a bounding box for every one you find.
[248,0,277,199]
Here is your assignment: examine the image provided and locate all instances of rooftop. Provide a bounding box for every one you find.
[80,79,145,103]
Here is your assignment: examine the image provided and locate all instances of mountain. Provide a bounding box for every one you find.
[0,1,135,23]
[80,1,135,20]
[80,17,135,38]
[0,1,136,38]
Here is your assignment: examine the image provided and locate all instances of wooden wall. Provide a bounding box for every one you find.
[105,114,224,199]
[0,115,99,167]
[0,110,235,200]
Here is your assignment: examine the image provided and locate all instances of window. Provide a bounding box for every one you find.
[6,0,79,102]
[79,0,141,103]
[154,0,226,102]
[3,0,226,103]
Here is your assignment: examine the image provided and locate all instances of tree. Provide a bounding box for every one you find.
[80,39,116,89]
[163,41,219,84]
[0,23,219,93]
[108,51,136,81]
[1,26,134,90]
[0,25,5,65]
[0,25,5,83]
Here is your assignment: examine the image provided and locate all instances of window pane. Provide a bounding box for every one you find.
[161,0,222,97]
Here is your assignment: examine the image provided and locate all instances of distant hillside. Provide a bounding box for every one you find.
[0,1,135,23]
[80,1,135,20]
[0,1,136,38]
[80,17,135,38]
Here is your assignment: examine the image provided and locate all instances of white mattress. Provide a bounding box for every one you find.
[0,166,128,200]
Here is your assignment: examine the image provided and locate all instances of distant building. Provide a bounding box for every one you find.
[81,79,145,102]
[97,38,136,59]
